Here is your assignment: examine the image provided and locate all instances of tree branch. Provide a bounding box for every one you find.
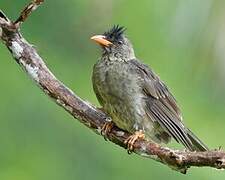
[1,0,225,174]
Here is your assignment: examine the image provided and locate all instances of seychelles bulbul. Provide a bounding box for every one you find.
[91,25,208,152]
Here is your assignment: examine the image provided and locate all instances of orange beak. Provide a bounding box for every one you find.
[91,35,113,47]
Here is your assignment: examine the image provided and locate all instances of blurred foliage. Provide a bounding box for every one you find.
[1,0,225,179]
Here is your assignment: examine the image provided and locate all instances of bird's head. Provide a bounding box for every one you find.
[91,25,135,60]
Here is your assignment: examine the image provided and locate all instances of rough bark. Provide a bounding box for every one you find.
[0,0,225,174]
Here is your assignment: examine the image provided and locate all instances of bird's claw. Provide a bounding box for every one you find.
[124,131,145,154]
[101,121,114,141]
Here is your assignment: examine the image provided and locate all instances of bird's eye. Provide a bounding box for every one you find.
[118,40,123,44]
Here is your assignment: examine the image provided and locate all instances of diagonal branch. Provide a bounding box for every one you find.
[1,0,225,174]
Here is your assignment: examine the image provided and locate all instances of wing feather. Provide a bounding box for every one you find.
[128,59,195,150]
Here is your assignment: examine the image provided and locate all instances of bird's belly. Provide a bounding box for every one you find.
[93,62,158,137]
[104,91,152,133]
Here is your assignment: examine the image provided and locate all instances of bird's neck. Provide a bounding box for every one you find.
[101,52,135,62]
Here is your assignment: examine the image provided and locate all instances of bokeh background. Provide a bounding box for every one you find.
[1,0,225,179]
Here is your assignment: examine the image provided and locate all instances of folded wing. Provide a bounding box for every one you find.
[128,59,208,151]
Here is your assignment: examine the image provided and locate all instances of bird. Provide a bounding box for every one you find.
[91,25,208,152]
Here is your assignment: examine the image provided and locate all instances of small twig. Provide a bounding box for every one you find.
[0,10,9,22]
[14,0,44,27]
[0,0,225,174]
[0,10,12,30]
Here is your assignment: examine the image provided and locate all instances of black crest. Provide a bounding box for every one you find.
[104,25,126,42]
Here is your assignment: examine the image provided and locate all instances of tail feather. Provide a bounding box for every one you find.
[186,128,209,151]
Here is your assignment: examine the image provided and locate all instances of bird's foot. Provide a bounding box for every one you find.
[124,130,145,154]
[101,121,114,141]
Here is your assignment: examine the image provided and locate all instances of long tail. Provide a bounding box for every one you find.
[186,128,209,151]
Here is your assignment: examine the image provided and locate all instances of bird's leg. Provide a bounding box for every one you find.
[124,130,145,154]
[101,120,114,141]
[97,107,114,140]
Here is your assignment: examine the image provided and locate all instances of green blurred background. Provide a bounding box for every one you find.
[1,0,225,179]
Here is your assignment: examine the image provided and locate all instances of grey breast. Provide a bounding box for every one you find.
[92,59,154,133]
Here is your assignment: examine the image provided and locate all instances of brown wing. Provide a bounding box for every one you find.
[128,59,196,150]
